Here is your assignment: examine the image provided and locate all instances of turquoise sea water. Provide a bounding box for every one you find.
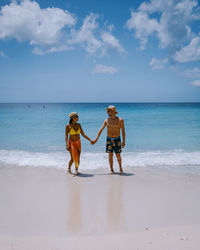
[0,103,200,173]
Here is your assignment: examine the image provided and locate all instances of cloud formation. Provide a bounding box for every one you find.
[173,37,200,63]
[69,13,125,56]
[92,64,118,74]
[0,1,124,57]
[101,31,125,54]
[190,80,200,86]
[0,0,76,46]
[181,67,200,78]
[69,13,102,54]
[126,10,159,50]
[126,0,200,62]
[149,58,168,70]
[0,50,7,58]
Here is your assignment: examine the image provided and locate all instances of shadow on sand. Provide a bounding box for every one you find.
[93,172,135,177]
[112,172,134,177]
[68,172,134,178]
[73,172,94,178]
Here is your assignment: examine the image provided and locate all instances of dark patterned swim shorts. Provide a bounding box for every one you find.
[106,136,122,154]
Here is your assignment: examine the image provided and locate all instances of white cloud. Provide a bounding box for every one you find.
[149,57,168,70]
[126,10,159,50]
[0,50,7,58]
[181,67,200,78]
[69,13,102,54]
[32,45,70,55]
[69,13,125,56]
[126,0,199,56]
[92,64,118,74]
[0,1,124,57]
[190,79,200,86]
[173,37,200,63]
[0,0,76,47]
[32,47,44,55]
[101,31,125,53]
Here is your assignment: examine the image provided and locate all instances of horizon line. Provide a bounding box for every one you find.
[0,102,200,104]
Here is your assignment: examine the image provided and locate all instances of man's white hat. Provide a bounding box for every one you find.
[105,105,118,114]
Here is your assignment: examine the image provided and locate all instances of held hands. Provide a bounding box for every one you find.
[91,138,98,145]
[88,138,96,145]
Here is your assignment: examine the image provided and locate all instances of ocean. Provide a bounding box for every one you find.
[0,103,200,174]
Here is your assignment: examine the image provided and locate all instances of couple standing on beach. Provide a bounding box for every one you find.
[65,105,126,175]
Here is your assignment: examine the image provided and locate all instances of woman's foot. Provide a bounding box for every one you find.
[75,168,79,175]
[110,169,114,174]
[67,168,72,174]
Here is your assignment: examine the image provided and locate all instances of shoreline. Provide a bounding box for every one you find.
[1,149,200,176]
[0,165,200,249]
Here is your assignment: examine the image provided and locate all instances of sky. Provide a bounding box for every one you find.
[0,0,200,102]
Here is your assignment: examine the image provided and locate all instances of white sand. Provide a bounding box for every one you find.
[0,164,200,249]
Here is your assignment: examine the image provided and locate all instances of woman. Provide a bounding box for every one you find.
[65,112,91,174]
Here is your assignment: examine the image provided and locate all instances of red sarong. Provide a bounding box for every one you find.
[68,138,81,169]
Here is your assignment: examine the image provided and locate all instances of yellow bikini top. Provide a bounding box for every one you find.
[69,126,81,135]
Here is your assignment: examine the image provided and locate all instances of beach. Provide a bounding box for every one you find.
[1,164,200,250]
[0,103,200,249]
[1,0,200,246]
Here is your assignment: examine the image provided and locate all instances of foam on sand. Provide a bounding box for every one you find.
[0,149,200,174]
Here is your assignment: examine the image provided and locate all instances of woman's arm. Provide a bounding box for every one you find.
[80,125,91,142]
[65,125,70,150]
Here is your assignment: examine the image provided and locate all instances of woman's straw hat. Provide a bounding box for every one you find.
[105,105,118,114]
[69,112,79,119]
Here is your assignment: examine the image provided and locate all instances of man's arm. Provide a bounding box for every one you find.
[92,119,107,144]
[120,119,125,148]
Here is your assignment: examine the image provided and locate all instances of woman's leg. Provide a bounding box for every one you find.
[77,150,81,165]
[69,139,81,174]
[75,150,81,174]
[68,151,73,173]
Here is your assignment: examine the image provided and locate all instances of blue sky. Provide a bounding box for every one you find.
[0,0,200,102]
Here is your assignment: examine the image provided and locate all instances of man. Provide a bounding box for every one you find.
[92,105,125,174]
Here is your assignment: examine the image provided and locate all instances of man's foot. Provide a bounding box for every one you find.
[110,169,114,174]
[120,169,123,174]
[75,168,79,175]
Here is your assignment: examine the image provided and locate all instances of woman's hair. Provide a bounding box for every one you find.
[69,115,78,125]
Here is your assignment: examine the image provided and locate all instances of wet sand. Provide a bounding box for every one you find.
[0,165,200,249]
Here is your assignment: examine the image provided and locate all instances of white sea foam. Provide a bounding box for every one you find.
[0,149,200,174]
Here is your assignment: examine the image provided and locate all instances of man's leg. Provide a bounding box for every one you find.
[109,152,114,173]
[116,153,123,173]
